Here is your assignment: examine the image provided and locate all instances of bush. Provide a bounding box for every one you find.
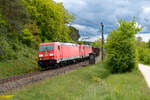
[0,35,15,60]
[106,18,143,73]
[138,47,150,64]
[20,28,33,46]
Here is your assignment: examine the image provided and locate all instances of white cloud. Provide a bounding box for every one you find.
[135,22,142,28]
[136,33,150,42]
[79,34,108,42]
[79,33,150,42]
[72,24,99,35]
[54,0,62,3]
[54,0,87,12]
[139,6,150,32]
[143,7,150,14]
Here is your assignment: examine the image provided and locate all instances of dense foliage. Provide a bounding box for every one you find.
[147,40,150,49]
[136,38,150,64]
[0,11,15,60]
[90,39,101,48]
[68,26,80,42]
[106,18,143,73]
[0,0,79,47]
[0,0,31,33]
[23,0,74,42]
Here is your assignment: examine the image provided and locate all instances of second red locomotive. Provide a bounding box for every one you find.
[38,42,92,68]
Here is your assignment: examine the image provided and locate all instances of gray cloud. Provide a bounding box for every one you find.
[55,0,150,41]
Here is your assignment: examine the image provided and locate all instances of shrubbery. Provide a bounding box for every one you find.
[137,39,150,65]
[139,48,150,64]
[106,18,143,73]
[90,39,101,48]
[0,36,15,60]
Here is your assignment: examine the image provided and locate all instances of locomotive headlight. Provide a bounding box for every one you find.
[39,54,43,57]
[50,53,54,56]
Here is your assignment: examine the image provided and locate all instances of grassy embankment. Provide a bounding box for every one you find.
[4,61,150,100]
[0,46,38,79]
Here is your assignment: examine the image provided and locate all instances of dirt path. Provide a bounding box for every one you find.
[139,64,150,88]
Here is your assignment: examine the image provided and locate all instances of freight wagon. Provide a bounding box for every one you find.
[92,47,100,56]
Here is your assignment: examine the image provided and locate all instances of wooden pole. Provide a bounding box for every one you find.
[101,22,104,61]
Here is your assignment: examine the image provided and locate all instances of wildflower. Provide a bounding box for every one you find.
[0,95,14,99]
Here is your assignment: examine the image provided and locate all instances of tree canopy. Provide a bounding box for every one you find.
[90,39,101,48]
[68,26,80,42]
[23,0,74,42]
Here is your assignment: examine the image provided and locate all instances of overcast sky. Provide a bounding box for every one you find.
[54,0,150,42]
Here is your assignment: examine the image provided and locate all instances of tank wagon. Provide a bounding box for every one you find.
[38,42,92,68]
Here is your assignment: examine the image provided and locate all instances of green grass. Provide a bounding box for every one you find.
[105,71,150,100]
[3,62,150,100]
[0,47,39,79]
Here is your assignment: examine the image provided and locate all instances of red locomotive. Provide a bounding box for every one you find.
[38,42,92,68]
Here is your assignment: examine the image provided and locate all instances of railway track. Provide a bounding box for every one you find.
[0,56,100,94]
[0,61,89,94]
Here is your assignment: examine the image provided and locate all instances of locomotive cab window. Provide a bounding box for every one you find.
[40,45,54,51]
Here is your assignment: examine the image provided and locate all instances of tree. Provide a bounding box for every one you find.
[25,22,41,46]
[68,26,80,42]
[21,28,33,46]
[0,0,31,33]
[106,18,143,73]
[0,12,7,34]
[136,36,142,42]
[23,0,74,42]
[0,12,15,60]
[0,0,33,47]
[147,39,150,49]
[90,39,101,48]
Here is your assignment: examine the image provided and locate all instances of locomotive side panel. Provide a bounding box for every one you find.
[60,44,80,61]
[83,45,92,58]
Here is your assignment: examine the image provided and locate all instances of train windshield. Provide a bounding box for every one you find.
[40,45,54,51]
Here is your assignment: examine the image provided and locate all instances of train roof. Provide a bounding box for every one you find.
[61,43,79,46]
[39,42,92,47]
[40,42,60,46]
[40,42,79,46]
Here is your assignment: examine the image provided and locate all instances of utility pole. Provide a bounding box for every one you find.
[101,22,104,61]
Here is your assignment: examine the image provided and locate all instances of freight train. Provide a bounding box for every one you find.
[38,42,94,69]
